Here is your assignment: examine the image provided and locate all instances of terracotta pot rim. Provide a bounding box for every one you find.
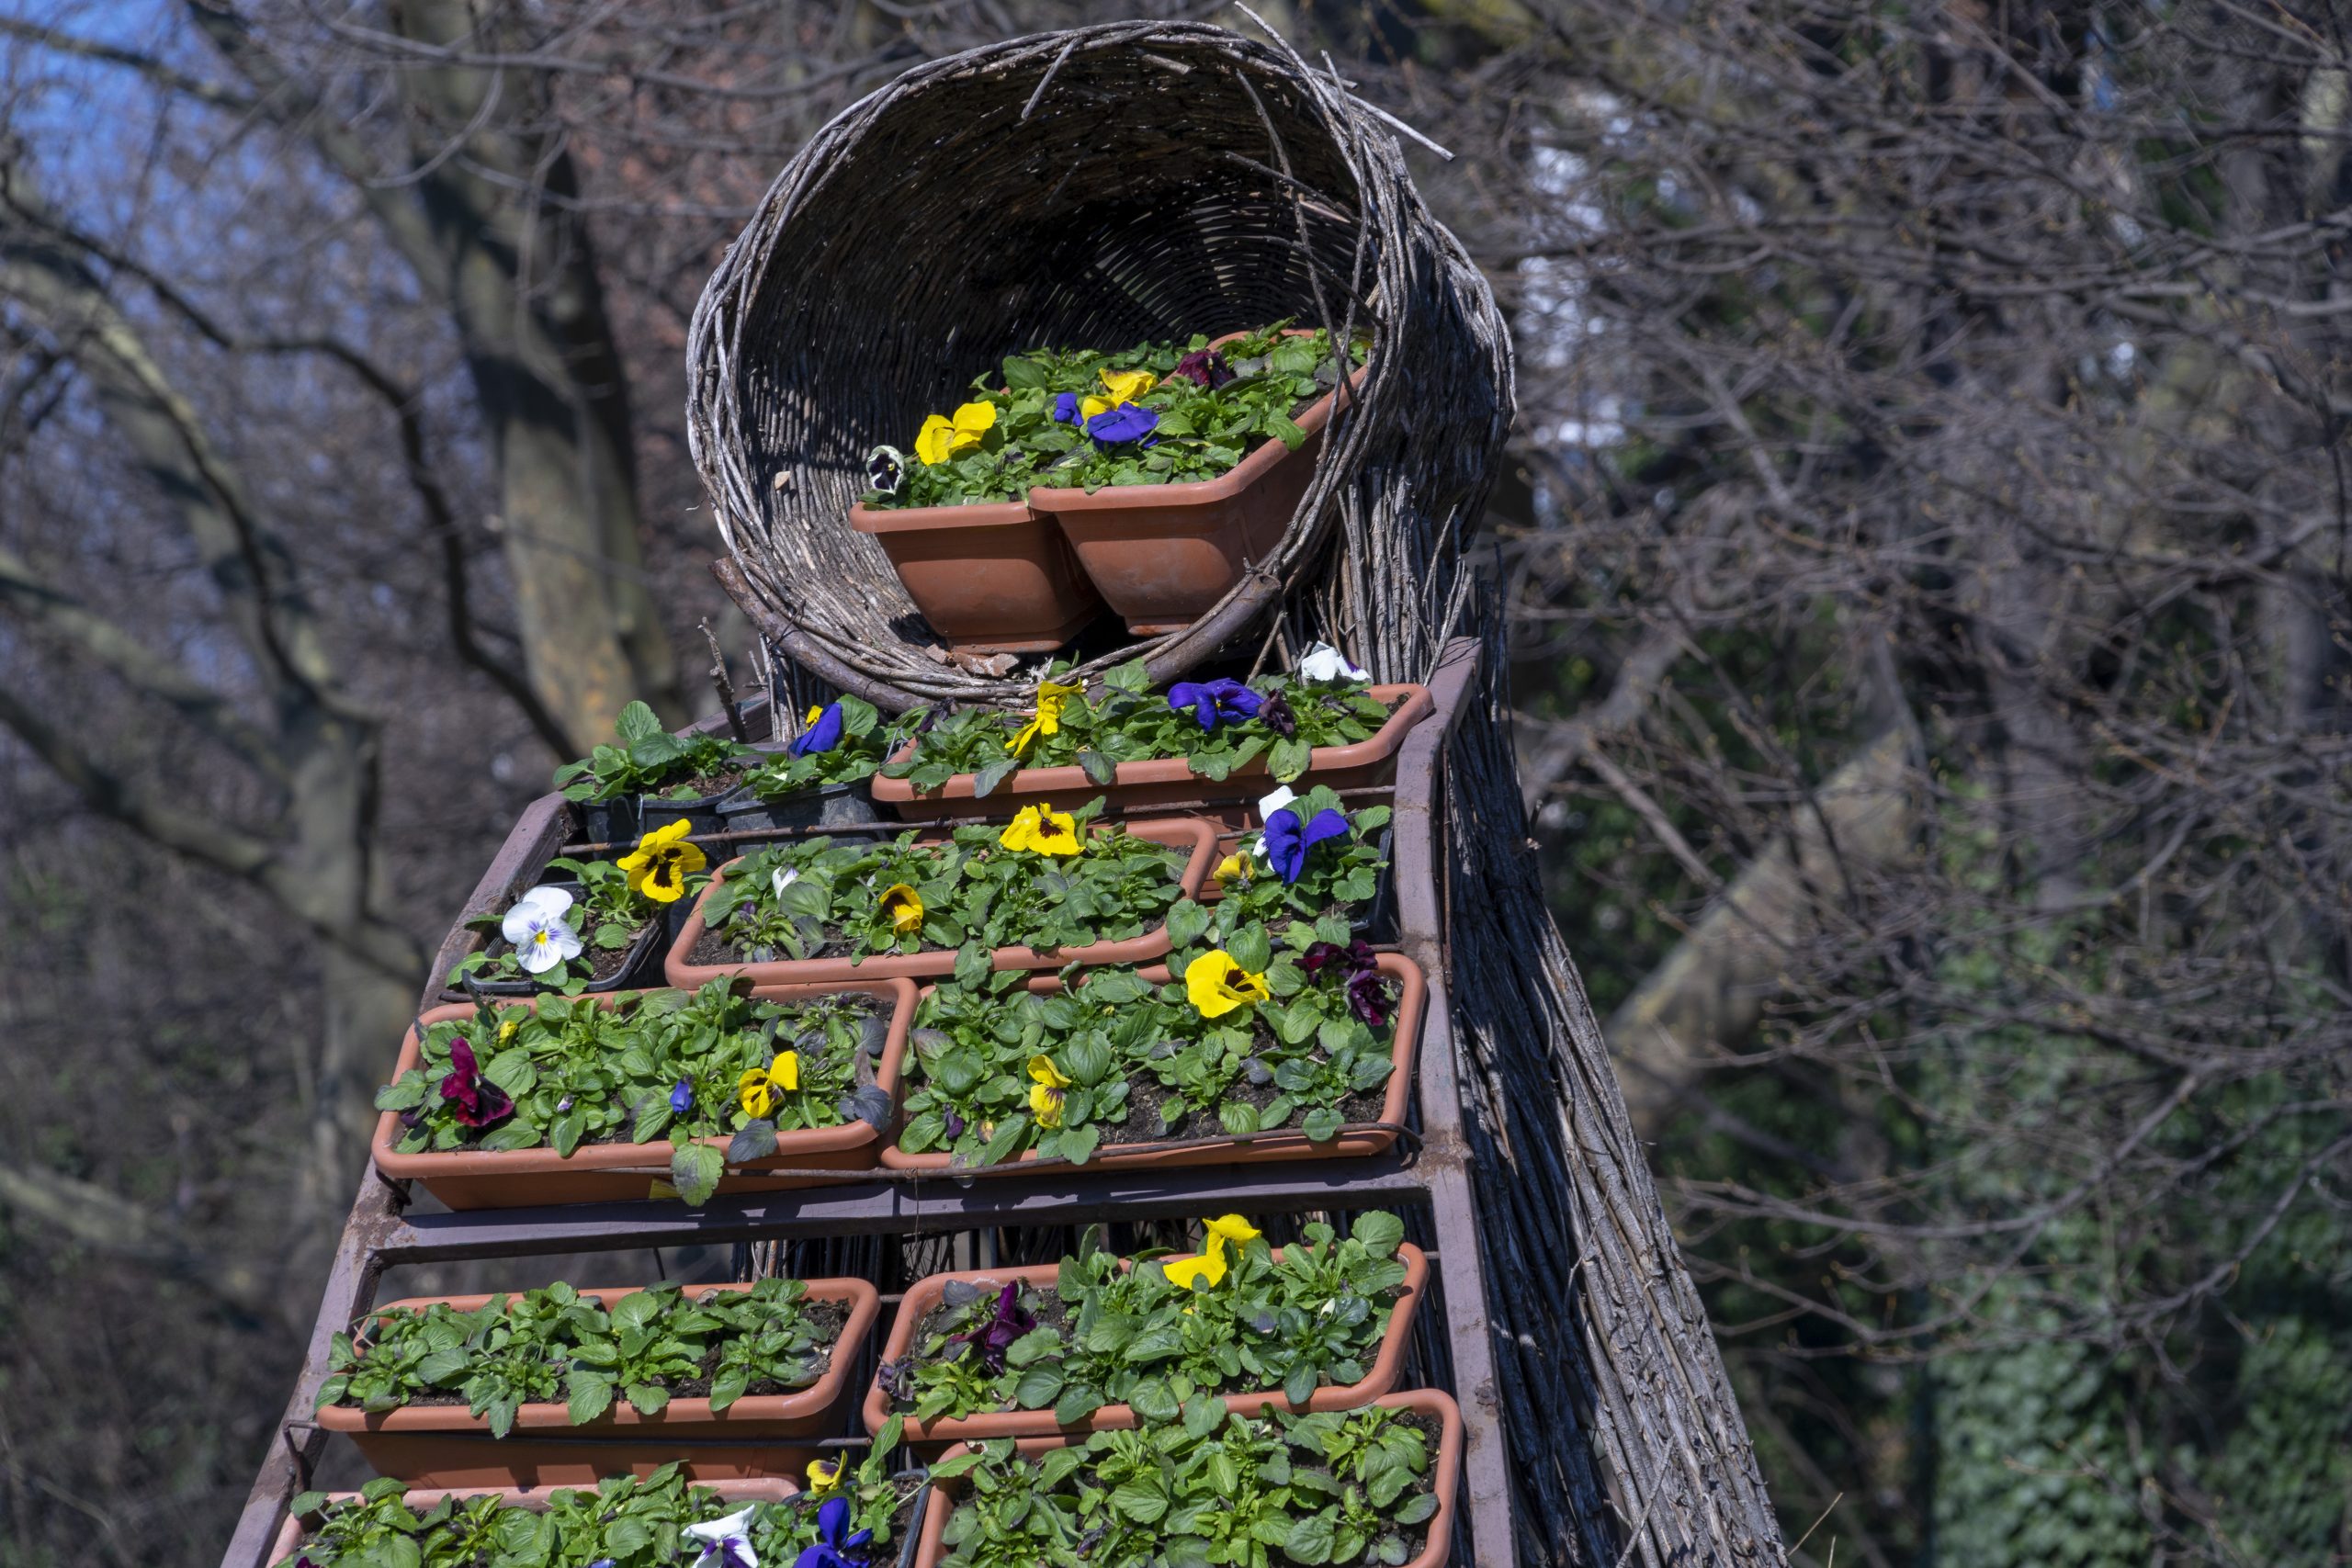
[868,683,1430,808]
[861,1243,1429,1441]
[878,951,1426,1173]
[849,498,1039,532]
[906,1389,1462,1568]
[661,818,1221,989]
[315,1278,883,1437]
[368,977,915,1183]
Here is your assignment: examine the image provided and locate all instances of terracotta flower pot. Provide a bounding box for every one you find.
[868,682,1433,821]
[907,1389,1463,1568]
[318,1278,883,1485]
[878,952,1426,1176]
[369,978,916,1210]
[862,1243,1428,1443]
[270,1476,797,1562]
[662,818,1221,989]
[1031,332,1372,636]
[848,499,1102,653]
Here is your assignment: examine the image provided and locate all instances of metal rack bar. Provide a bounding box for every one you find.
[218,637,1508,1567]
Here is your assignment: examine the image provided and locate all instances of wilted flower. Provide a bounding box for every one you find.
[947,1282,1035,1372]
[438,1038,514,1129]
[619,818,707,904]
[1297,641,1369,683]
[501,885,582,976]
[913,400,997,466]
[737,1052,801,1118]
[1000,804,1080,856]
[1167,678,1262,732]
[864,445,906,495]
[1306,939,1396,1026]
[1185,950,1271,1019]
[1262,804,1350,885]
[790,703,843,757]
[1027,1055,1072,1128]
[1169,348,1233,389]
[1257,690,1296,739]
[1011,678,1084,757]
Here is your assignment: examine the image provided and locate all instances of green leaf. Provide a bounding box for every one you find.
[728,1120,779,1163]
[415,1348,470,1385]
[614,701,662,743]
[1227,923,1273,973]
[1112,1477,1170,1524]
[1126,1378,1182,1422]
[1053,1383,1103,1426]
[1351,1211,1405,1254]
[1393,1492,1439,1526]
[565,1371,615,1426]
[1078,749,1117,785]
[708,1368,750,1412]
[1269,736,1313,782]
[1285,1513,1337,1564]
[670,1143,725,1205]
[1182,1393,1227,1438]
[1002,355,1046,390]
[1013,1364,1066,1409]
[972,758,1020,798]
[1164,897,1212,950]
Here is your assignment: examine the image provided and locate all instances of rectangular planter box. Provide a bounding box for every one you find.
[663,818,1221,989]
[438,880,672,1003]
[848,498,1102,653]
[1030,332,1372,636]
[869,682,1431,821]
[862,1242,1428,1443]
[878,951,1425,1176]
[369,978,916,1210]
[270,1476,797,1562]
[907,1389,1463,1568]
[318,1278,883,1485]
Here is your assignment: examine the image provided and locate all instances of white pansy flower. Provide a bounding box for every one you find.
[500,885,582,975]
[1297,641,1368,684]
[684,1506,758,1568]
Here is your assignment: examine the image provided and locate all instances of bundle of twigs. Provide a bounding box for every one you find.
[687,20,1783,1565]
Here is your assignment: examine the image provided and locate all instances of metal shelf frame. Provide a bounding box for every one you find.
[219,636,1506,1566]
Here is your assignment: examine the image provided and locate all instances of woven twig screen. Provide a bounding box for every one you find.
[688,20,1785,1567]
[687,19,1497,704]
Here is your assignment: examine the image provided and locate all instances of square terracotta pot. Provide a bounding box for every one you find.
[862,1243,1429,1443]
[1030,332,1371,636]
[906,1389,1463,1568]
[662,818,1220,988]
[868,682,1431,821]
[878,952,1426,1176]
[848,498,1101,653]
[368,978,915,1210]
[318,1278,883,1485]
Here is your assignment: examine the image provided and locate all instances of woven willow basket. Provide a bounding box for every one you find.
[687,20,1510,709]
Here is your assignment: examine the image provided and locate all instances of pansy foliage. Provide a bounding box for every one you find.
[741,695,907,797]
[448,853,682,994]
[1214,784,1392,927]
[375,980,889,1203]
[897,915,1401,1164]
[319,1278,842,1436]
[927,1397,1438,1568]
[862,322,1368,512]
[553,700,756,806]
[888,656,1395,792]
[879,1213,1409,1428]
[701,807,1193,970]
[277,1439,917,1568]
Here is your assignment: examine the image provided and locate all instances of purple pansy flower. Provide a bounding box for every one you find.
[1261,806,1350,885]
[790,702,843,757]
[793,1496,874,1568]
[1167,678,1262,732]
[1052,391,1081,425]
[1170,348,1233,389]
[1084,402,1159,444]
[671,1079,695,1116]
[1305,939,1396,1026]
[438,1039,514,1129]
[946,1282,1035,1373]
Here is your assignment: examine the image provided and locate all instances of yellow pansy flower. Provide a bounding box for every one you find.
[1000,804,1080,856]
[618,818,707,904]
[1204,1213,1261,1251]
[806,1457,845,1492]
[1184,951,1270,1019]
[879,882,924,935]
[913,400,998,465]
[1010,679,1085,757]
[1027,1055,1072,1128]
[736,1051,801,1118]
[1087,367,1158,420]
[1213,852,1251,886]
[1162,1215,1262,1291]
[498,1019,519,1043]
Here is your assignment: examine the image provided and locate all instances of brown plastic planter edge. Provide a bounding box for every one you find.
[368,978,916,1211]
[318,1279,882,1484]
[869,682,1433,821]
[269,1477,798,1562]
[878,951,1426,1176]
[907,1389,1462,1568]
[663,818,1220,989]
[862,1243,1428,1442]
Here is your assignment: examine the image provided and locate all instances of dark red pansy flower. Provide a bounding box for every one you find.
[437,1039,514,1128]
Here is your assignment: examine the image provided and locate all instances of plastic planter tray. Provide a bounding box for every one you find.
[861,1242,1428,1442]
[267,1477,799,1561]
[878,952,1426,1177]
[317,1279,883,1485]
[847,498,1102,654]
[437,881,669,1002]
[905,1389,1463,1568]
[1030,331,1373,637]
[662,818,1220,989]
[868,683,1431,821]
[368,978,916,1210]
